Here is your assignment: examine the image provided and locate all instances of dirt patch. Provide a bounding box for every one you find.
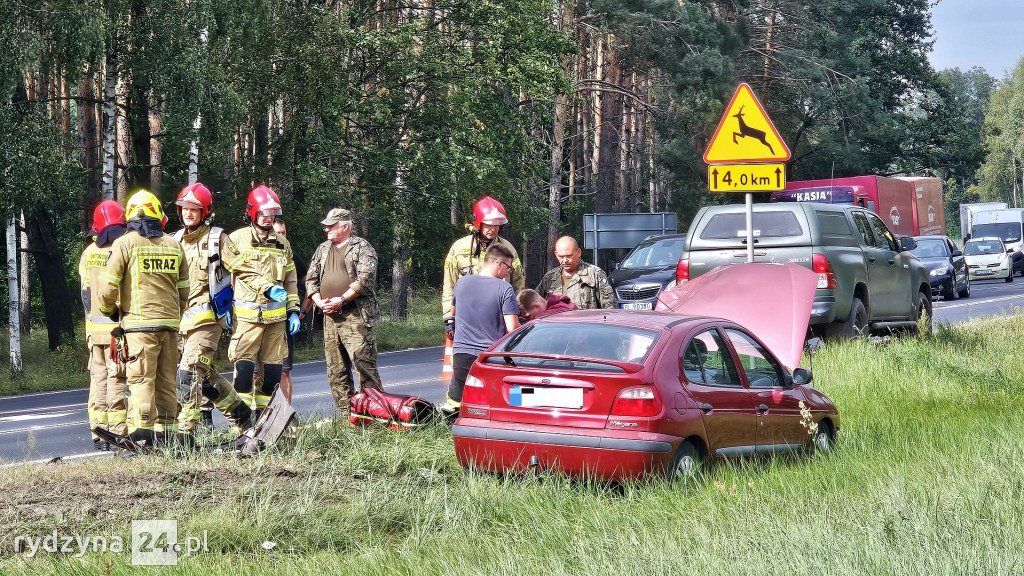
[0,455,345,547]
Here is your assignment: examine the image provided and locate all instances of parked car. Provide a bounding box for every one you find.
[910,235,970,300]
[452,263,839,482]
[607,233,687,310]
[677,202,932,339]
[964,237,1013,283]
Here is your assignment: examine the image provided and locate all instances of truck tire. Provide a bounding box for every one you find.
[913,290,932,335]
[826,297,868,340]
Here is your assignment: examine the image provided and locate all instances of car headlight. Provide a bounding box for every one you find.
[929,265,949,277]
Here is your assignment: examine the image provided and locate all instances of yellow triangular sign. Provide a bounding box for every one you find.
[704,83,790,164]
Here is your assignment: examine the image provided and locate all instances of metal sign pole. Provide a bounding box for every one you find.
[746,192,754,263]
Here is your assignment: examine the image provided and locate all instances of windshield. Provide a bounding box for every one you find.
[621,237,686,269]
[496,323,659,370]
[910,239,948,258]
[972,223,1021,243]
[965,240,1004,255]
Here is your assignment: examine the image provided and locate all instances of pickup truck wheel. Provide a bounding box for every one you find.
[913,290,932,335]
[827,297,868,340]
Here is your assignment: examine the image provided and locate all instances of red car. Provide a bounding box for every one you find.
[452,263,840,481]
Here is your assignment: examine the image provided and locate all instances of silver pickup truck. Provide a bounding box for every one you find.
[676,202,932,339]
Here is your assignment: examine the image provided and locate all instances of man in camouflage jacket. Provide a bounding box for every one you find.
[536,235,615,310]
[307,208,384,412]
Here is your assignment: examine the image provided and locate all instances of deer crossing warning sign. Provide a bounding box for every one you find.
[704,83,790,164]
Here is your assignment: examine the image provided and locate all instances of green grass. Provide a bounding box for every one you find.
[0,289,443,396]
[2,315,1024,574]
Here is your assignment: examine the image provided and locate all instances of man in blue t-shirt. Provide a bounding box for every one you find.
[442,244,521,419]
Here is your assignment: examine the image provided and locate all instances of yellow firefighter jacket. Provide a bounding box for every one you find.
[224,225,299,324]
[79,241,120,342]
[176,224,234,332]
[97,231,189,331]
[442,234,524,317]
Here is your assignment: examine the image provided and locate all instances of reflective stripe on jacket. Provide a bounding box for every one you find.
[441,234,524,318]
[97,231,189,331]
[224,226,298,324]
[79,242,120,341]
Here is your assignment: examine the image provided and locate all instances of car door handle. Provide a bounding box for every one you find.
[867,257,876,263]
[888,259,895,265]
[701,403,713,413]
[758,404,769,413]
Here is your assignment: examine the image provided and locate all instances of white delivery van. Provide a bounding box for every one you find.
[971,209,1024,277]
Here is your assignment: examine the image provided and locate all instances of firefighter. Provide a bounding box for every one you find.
[441,196,525,332]
[224,185,300,417]
[173,182,252,438]
[98,190,189,447]
[79,200,129,450]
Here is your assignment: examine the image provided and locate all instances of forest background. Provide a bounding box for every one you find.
[2,0,1023,352]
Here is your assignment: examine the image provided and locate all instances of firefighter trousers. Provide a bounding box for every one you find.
[87,339,128,438]
[125,330,180,435]
[177,324,251,434]
[229,319,286,411]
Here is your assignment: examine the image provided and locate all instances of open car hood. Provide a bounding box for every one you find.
[654,263,818,370]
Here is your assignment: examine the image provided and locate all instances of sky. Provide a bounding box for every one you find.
[929,0,1024,79]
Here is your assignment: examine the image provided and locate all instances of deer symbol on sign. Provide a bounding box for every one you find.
[732,105,775,155]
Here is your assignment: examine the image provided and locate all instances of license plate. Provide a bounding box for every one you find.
[509,386,583,409]
[976,270,992,275]
[621,302,652,310]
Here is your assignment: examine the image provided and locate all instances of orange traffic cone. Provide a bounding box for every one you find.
[442,335,454,381]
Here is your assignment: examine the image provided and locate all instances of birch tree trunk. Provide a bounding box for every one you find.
[101,56,118,200]
[8,217,23,378]
[19,212,29,333]
[188,26,209,184]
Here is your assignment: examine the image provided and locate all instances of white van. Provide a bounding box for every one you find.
[971,209,1024,276]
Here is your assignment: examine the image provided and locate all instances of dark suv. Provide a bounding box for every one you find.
[607,233,687,310]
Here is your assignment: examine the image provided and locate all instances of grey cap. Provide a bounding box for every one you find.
[321,208,353,226]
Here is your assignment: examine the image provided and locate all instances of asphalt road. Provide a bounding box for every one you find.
[0,346,448,464]
[3,277,1024,464]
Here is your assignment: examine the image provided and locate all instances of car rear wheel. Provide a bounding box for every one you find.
[957,276,970,299]
[826,297,868,340]
[667,441,703,483]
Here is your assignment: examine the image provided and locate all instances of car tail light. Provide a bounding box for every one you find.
[675,259,690,285]
[462,374,487,405]
[812,254,837,289]
[609,386,660,417]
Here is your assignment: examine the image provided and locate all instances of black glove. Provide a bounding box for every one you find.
[444,317,455,341]
[106,308,120,322]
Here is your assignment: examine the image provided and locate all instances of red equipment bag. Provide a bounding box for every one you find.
[349,387,437,430]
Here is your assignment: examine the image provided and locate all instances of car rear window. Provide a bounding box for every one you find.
[700,212,805,240]
[493,323,659,370]
[621,237,686,269]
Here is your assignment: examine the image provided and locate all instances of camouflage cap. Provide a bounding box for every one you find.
[321,208,354,226]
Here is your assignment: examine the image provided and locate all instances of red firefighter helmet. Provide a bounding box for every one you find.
[176,182,213,221]
[472,196,509,230]
[89,200,127,235]
[245,185,282,224]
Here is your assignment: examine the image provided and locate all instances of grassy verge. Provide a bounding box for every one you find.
[2,316,1024,574]
[0,289,443,396]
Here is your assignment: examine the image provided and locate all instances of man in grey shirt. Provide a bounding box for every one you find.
[442,244,520,421]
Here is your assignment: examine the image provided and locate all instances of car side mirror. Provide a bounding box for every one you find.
[614,262,621,270]
[791,367,813,386]
[951,250,963,257]
[898,236,917,252]
[1009,248,1015,254]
